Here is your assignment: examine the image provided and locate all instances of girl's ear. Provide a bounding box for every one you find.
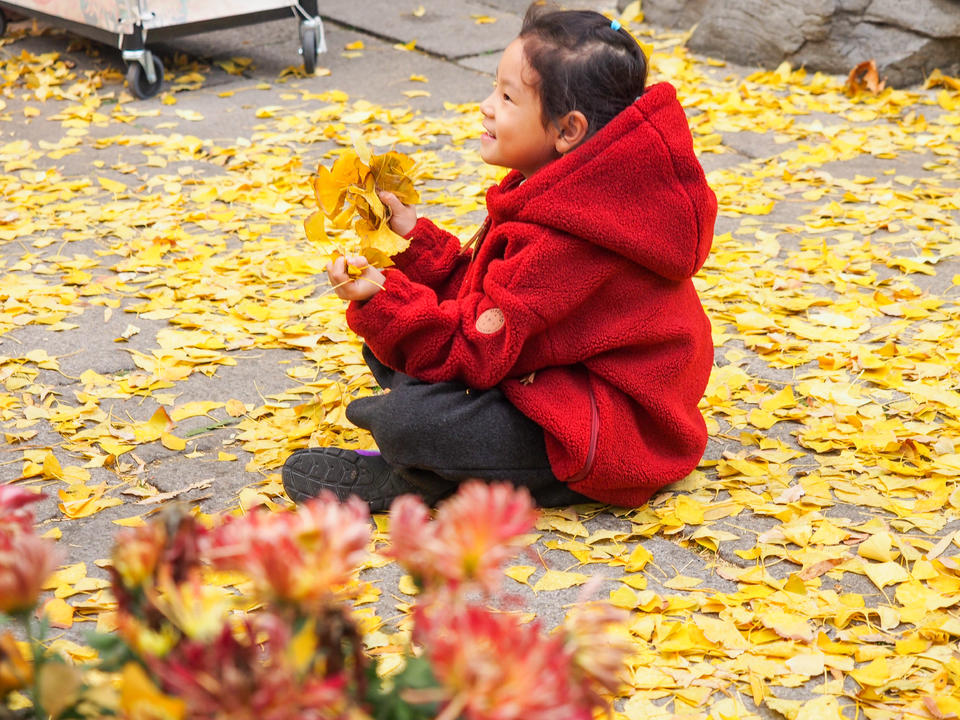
[554,111,589,154]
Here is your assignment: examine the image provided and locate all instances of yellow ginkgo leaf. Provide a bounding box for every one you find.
[43,563,87,589]
[397,574,419,595]
[796,695,846,720]
[42,451,63,480]
[113,515,147,528]
[625,543,652,571]
[504,565,536,585]
[99,438,135,457]
[532,569,589,593]
[225,399,247,417]
[171,401,224,422]
[97,176,126,194]
[610,586,637,609]
[662,575,703,591]
[161,433,187,451]
[863,561,911,589]
[785,653,825,677]
[858,532,898,562]
[693,615,750,655]
[41,597,75,628]
[849,656,890,688]
[619,1,643,23]
[757,610,813,642]
[303,210,327,244]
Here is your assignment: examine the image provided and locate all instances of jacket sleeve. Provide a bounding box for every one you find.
[346,223,621,388]
[389,217,471,302]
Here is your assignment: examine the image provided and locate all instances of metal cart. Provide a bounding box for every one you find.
[0,0,326,98]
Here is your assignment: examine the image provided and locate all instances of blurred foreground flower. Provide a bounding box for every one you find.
[0,488,61,615]
[103,500,372,719]
[0,530,62,615]
[0,632,32,697]
[110,508,207,628]
[110,521,166,594]
[0,486,43,535]
[415,603,600,720]
[400,575,631,720]
[563,602,633,707]
[3,483,628,720]
[142,613,357,720]
[383,483,629,720]
[386,482,536,593]
[206,492,370,609]
[120,661,186,720]
[0,488,92,720]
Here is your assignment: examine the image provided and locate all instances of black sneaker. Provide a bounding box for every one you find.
[282,447,449,513]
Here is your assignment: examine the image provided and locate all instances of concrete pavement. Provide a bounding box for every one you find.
[1,1,959,718]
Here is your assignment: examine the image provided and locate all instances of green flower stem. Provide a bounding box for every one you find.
[14,611,45,720]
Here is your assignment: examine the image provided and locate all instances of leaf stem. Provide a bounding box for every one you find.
[329,277,386,292]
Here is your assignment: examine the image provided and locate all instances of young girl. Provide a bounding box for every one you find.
[283,4,717,512]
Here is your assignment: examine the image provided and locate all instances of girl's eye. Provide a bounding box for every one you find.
[502,93,511,102]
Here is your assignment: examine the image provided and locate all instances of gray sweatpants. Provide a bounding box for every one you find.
[345,345,588,507]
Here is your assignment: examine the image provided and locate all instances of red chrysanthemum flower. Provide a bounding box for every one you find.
[206,492,370,608]
[386,482,536,593]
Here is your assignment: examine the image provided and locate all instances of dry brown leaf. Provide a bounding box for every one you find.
[845,59,887,95]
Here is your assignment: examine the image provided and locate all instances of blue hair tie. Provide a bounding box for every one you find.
[610,19,622,31]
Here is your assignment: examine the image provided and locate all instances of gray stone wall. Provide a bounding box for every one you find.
[620,0,960,86]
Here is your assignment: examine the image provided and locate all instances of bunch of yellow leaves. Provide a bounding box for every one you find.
[305,139,419,268]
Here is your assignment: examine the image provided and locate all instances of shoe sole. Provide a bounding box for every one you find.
[282,447,396,512]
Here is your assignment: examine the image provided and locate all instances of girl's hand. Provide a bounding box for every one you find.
[379,191,417,236]
[327,255,386,302]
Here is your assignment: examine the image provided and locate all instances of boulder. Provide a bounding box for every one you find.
[620,0,960,86]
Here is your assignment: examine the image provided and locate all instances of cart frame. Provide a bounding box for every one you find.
[0,0,325,98]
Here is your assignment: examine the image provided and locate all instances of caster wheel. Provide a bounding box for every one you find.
[300,22,317,74]
[126,53,164,99]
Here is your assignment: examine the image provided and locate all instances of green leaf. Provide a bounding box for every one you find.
[365,657,441,720]
[84,631,139,672]
[394,656,437,690]
[184,418,239,437]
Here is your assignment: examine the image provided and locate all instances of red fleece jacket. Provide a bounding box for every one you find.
[346,82,716,506]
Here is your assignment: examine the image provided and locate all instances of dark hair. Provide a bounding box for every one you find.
[519,3,648,139]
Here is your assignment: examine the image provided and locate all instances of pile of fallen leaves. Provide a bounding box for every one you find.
[1,9,960,720]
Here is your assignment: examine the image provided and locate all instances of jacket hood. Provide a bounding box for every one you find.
[485,82,716,281]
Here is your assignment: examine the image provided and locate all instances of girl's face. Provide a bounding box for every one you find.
[479,38,562,178]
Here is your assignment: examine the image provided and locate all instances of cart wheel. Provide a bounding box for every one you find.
[0,10,7,38]
[126,54,164,99]
[300,22,318,74]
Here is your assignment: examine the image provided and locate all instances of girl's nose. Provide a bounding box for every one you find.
[480,92,494,117]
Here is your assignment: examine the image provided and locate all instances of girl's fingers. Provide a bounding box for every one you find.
[327,257,350,287]
[326,254,382,301]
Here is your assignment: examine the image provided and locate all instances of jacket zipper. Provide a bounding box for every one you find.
[567,379,599,484]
